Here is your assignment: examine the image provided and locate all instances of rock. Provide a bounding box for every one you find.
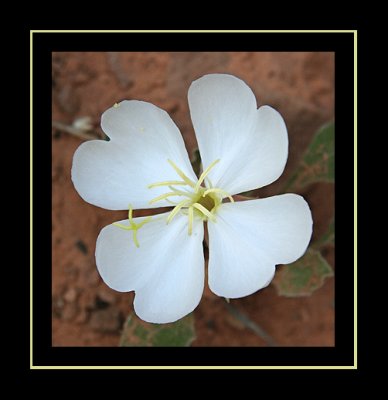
[55,83,80,115]
[85,269,100,287]
[52,296,64,318]
[97,287,117,305]
[63,288,77,303]
[89,307,122,333]
[106,52,134,89]
[62,304,79,321]
[75,310,89,324]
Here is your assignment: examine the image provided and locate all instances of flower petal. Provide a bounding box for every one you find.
[207,194,312,298]
[96,212,205,323]
[72,101,196,210]
[188,74,288,194]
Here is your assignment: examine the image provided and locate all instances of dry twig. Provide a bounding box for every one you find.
[52,120,102,141]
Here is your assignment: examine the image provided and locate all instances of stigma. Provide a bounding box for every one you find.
[113,205,152,247]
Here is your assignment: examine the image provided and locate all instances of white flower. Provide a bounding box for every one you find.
[72,74,313,324]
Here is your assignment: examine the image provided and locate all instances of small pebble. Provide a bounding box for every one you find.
[75,240,88,254]
[63,288,77,303]
[89,308,122,333]
[97,287,116,305]
[62,304,79,322]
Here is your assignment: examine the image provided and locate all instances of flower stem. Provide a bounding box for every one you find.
[224,302,277,346]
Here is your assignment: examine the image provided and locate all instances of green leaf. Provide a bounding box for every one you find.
[285,122,334,191]
[273,248,334,297]
[314,218,335,249]
[119,313,195,347]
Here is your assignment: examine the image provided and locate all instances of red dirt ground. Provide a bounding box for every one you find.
[52,52,334,346]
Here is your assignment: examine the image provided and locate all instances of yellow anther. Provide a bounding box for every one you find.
[128,205,133,220]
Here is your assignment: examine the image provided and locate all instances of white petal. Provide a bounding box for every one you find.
[208,194,312,298]
[188,74,288,194]
[72,101,196,210]
[96,212,205,323]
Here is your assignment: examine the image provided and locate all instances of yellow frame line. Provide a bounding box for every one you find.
[353,30,358,369]
[30,30,357,34]
[30,30,34,369]
[31,365,357,370]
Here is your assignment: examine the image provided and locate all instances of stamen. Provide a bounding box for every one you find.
[169,186,193,195]
[167,159,196,188]
[188,206,194,235]
[194,159,220,192]
[205,177,213,188]
[168,185,191,193]
[165,198,180,205]
[147,180,187,189]
[149,191,193,204]
[192,203,216,222]
[203,188,234,203]
[147,158,231,232]
[167,199,192,224]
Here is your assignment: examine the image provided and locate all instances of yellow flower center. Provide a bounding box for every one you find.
[148,159,234,235]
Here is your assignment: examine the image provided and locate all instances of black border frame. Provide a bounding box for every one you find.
[32,30,356,369]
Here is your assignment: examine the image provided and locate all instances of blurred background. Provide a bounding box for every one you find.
[52,52,334,346]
